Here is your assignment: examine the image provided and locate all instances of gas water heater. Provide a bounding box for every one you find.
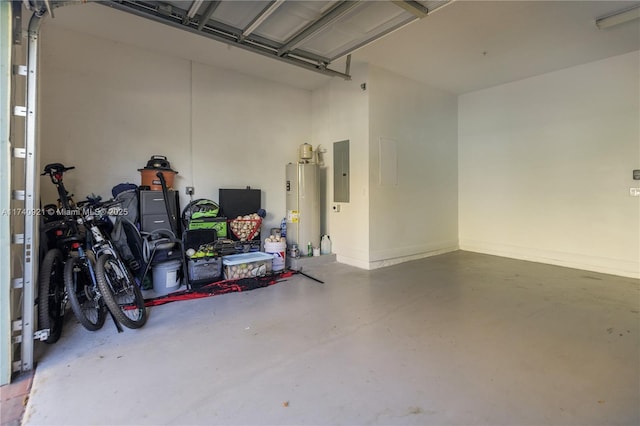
[286,144,320,251]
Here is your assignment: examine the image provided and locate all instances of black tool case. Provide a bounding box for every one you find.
[183,229,222,288]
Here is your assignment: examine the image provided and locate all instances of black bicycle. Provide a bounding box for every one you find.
[40,163,147,334]
[38,164,83,342]
[79,203,147,329]
[39,163,107,337]
[37,242,66,343]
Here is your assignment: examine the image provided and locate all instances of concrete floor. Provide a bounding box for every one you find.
[0,370,34,426]
[22,251,639,425]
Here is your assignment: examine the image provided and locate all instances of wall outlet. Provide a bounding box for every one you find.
[186,186,194,196]
[630,188,640,197]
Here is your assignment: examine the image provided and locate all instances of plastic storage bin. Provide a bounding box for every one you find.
[222,252,273,279]
[188,257,222,288]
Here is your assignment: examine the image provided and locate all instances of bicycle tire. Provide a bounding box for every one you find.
[96,254,147,329]
[64,254,106,331]
[38,249,65,343]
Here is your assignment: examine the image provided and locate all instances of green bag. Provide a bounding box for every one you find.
[182,199,219,224]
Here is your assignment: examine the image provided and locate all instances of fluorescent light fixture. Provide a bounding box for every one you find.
[596,5,640,29]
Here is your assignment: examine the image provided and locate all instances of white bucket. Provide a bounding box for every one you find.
[264,240,286,272]
[152,260,181,296]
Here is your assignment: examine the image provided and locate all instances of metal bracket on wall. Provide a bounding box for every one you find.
[12,190,25,201]
[13,65,27,76]
[11,330,49,344]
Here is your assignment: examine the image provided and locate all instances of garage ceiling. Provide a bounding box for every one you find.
[40,1,640,93]
[98,0,451,79]
[356,0,640,93]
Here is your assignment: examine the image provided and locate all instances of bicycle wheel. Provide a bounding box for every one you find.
[96,254,147,329]
[38,249,65,343]
[64,254,106,331]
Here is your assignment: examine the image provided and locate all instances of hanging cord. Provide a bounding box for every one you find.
[139,229,182,286]
[141,229,176,263]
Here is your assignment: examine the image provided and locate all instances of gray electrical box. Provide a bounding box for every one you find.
[334,140,350,202]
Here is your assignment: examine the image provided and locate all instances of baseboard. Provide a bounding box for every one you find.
[337,242,459,270]
[369,240,458,262]
[336,255,371,270]
[367,245,459,270]
[460,240,640,279]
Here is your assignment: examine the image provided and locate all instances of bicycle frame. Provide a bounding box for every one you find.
[41,163,145,330]
[42,163,78,225]
[83,209,120,267]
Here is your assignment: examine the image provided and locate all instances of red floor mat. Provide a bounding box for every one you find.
[144,270,295,307]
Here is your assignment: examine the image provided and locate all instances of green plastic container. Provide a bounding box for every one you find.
[188,217,227,238]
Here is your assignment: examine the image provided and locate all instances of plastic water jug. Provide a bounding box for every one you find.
[320,235,331,255]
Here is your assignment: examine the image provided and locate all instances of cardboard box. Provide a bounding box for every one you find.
[222,252,273,280]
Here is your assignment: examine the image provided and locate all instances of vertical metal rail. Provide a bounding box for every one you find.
[9,1,79,377]
[0,0,13,386]
[19,10,45,373]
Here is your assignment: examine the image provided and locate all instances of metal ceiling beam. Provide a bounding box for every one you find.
[241,0,285,40]
[100,1,350,80]
[277,1,361,57]
[246,32,331,65]
[43,0,54,18]
[392,1,429,18]
[105,1,241,38]
[182,0,204,24]
[596,4,640,29]
[197,0,220,31]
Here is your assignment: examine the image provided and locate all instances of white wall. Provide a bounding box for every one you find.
[39,26,311,234]
[312,65,458,270]
[190,62,310,232]
[40,26,191,203]
[312,64,370,268]
[368,66,458,268]
[459,51,640,279]
[38,24,639,278]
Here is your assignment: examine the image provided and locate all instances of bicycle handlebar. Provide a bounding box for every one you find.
[41,163,75,176]
[77,197,119,219]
